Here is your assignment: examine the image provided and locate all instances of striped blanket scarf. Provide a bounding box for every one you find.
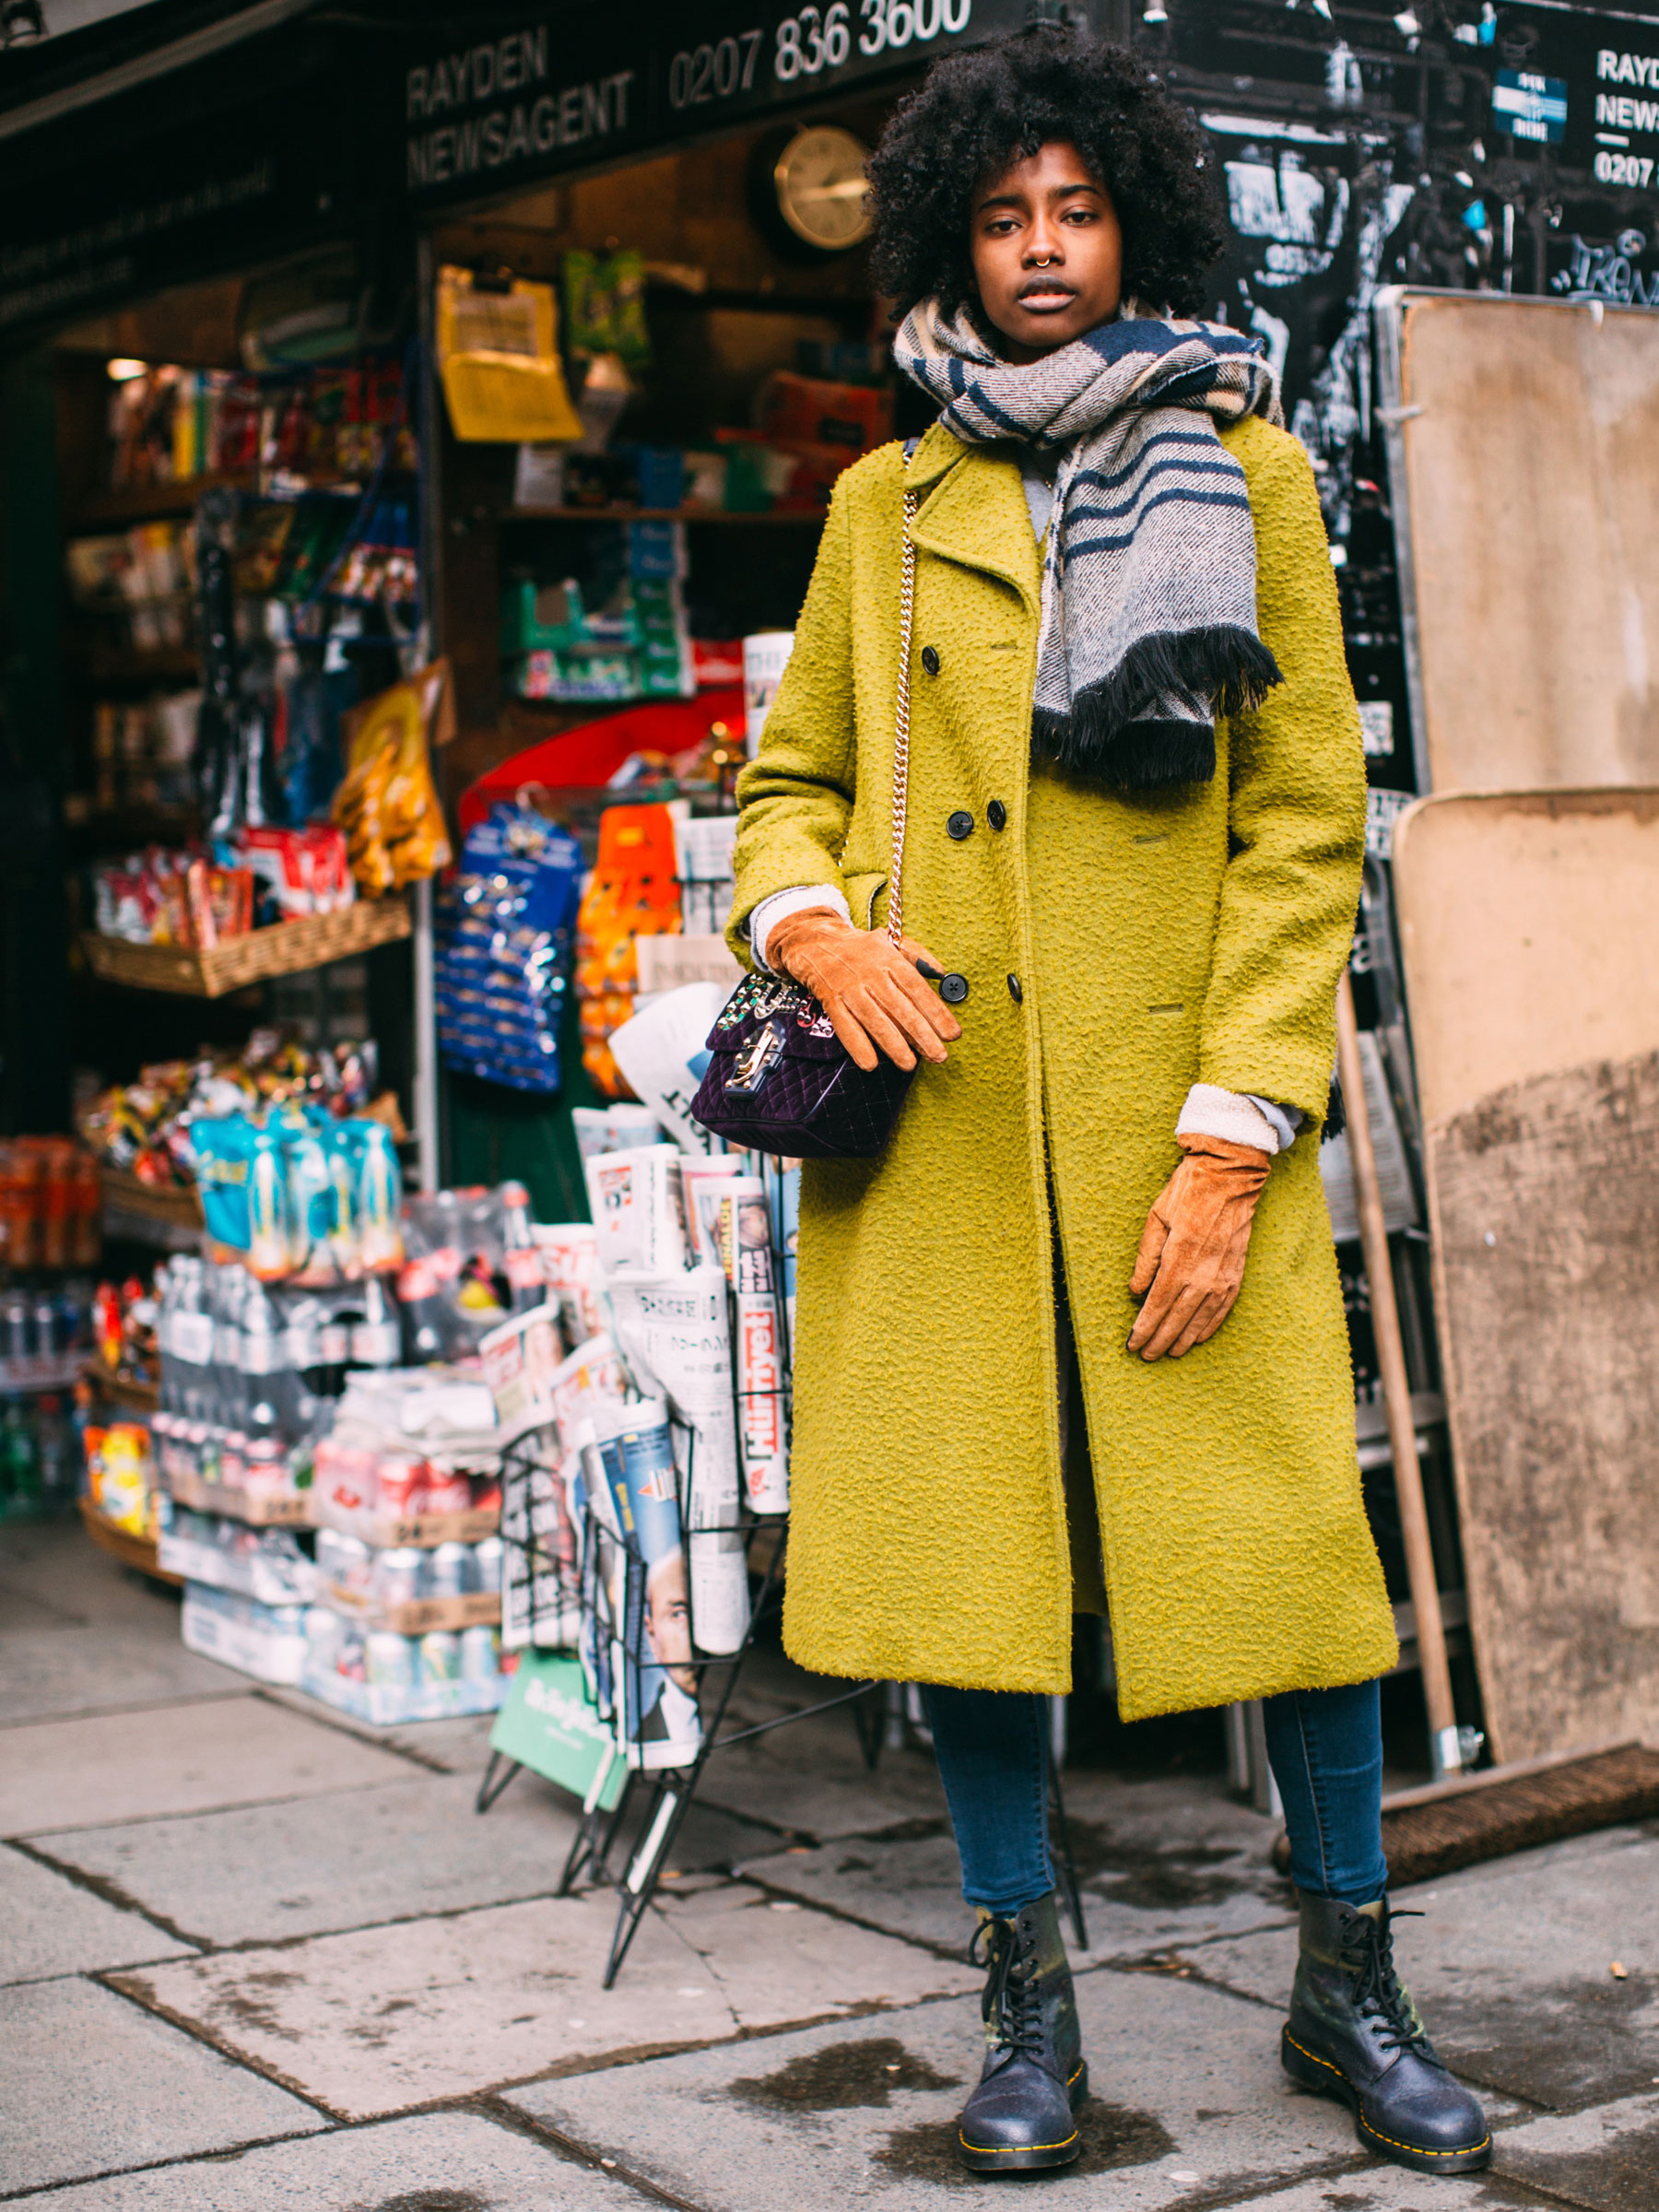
[893,299,1286,790]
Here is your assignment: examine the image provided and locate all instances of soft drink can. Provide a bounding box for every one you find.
[460,1624,500,1681]
[304,1605,344,1674]
[472,1535,503,1597]
[418,1630,461,1684]
[375,1452,428,1518]
[365,1630,415,1686]
[429,1541,472,1598]
[376,1547,427,1607]
[423,1465,472,1513]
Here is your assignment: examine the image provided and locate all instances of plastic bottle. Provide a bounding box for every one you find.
[348,1275,402,1373]
[500,1181,544,1314]
[356,1123,404,1273]
[240,1278,288,1447]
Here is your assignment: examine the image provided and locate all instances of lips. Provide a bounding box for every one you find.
[1018,281,1077,308]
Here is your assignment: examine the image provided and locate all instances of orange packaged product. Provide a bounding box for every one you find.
[573,803,682,1097]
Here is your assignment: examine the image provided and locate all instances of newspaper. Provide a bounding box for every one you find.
[591,1398,703,1771]
[606,1265,749,1654]
[719,1180,789,1512]
[583,1144,689,1277]
[477,1302,564,1439]
[500,1433,582,1651]
[681,1155,743,1269]
[608,982,730,1156]
[532,1222,605,1348]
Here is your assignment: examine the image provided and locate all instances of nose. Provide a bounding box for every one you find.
[1024,215,1065,265]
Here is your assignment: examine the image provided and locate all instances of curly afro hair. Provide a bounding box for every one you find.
[867,25,1226,323]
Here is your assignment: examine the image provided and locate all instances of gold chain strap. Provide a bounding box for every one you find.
[886,482,919,948]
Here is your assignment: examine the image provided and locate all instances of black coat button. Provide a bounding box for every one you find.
[1007,973,1023,1003]
[921,645,940,676]
[987,799,1007,831]
[940,972,970,1005]
[947,810,974,841]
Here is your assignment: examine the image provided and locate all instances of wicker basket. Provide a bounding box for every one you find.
[81,897,411,999]
[100,1170,205,1234]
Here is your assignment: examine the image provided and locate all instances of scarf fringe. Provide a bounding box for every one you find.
[1030,628,1284,789]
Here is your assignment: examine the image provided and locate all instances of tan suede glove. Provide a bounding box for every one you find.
[1127,1132,1272,1362]
[768,910,960,1073]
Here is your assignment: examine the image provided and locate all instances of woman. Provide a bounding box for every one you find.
[724,26,1488,2182]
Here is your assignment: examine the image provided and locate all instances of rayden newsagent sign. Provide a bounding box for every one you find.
[402,0,1032,203]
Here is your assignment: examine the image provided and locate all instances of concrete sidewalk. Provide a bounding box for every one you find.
[2,1520,1655,2209]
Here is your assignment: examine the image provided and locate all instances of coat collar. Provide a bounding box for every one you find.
[904,422,1042,618]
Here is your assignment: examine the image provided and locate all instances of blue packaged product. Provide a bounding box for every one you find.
[434,803,582,1096]
[191,1115,257,1253]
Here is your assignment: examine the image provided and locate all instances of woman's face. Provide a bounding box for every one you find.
[968,139,1124,362]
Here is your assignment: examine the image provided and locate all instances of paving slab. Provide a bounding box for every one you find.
[509,1959,1386,2211]
[0,1973,320,2194]
[111,1882,980,2120]
[0,1621,247,1725]
[0,1841,194,1983]
[1495,2086,1659,2212]
[0,1521,185,1631]
[738,1830,1294,1963]
[15,2110,645,2212]
[1171,1825,1659,2112]
[1,1694,418,1839]
[36,1769,787,1948]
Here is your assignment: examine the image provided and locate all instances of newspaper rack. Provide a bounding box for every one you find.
[481,1204,1087,1986]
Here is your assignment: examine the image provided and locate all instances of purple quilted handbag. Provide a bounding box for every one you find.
[691,971,915,1158]
[692,465,920,1160]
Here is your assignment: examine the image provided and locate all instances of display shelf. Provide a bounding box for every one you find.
[159,1530,312,1607]
[506,505,826,524]
[0,1353,84,1395]
[301,1665,507,1725]
[167,1465,309,1526]
[67,465,413,534]
[319,1585,502,1635]
[81,895,410,998]
[82,1364,161,1414]
[88,644,201,684]
[100,1169,204,1241]
[67,472,253,528]
[77,1496,181,1583]
[309,1490,500,1548]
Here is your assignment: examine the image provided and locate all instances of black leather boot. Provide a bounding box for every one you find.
[956,1893,1087,2172]
[1281,1892,1490,2174]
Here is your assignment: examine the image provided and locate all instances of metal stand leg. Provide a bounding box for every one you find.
[1047,1759,1088,1952]
[475,1749,523,1813]
[851,1679,886,1771]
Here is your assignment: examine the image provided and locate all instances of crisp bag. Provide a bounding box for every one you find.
[333,661,453,892]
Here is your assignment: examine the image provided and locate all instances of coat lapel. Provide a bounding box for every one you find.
[907,424,1042,618]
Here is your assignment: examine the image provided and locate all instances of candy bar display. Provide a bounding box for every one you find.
[501,523,693,705]
[76,1030,381,1194]
[89,825,356,949]
[106,360,417,493]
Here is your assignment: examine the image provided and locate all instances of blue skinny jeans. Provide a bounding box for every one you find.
[925,1676,1389,1916]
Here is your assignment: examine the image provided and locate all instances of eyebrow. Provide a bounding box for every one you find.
[975,182,1103,212]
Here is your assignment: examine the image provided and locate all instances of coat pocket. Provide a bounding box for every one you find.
[843,870,888,932]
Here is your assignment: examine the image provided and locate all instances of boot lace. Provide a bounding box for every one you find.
[1339,1907,1430,2058]
[969,1917,1046,2064]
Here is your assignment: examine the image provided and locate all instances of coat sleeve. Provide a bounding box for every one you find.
[1196,427,1366,1126]
[724,473,859,971]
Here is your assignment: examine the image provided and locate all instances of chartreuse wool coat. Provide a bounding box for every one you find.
[726,412,1399,1721]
